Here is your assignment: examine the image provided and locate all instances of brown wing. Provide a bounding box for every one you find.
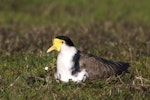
[79,51,129,79]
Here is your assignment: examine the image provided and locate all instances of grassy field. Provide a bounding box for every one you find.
[0,0,150,99]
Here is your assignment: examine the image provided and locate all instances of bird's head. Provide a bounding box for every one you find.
[47,36,74,53]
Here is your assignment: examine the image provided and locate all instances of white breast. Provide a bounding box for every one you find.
[56,44,77,82]
[55,44,88,82]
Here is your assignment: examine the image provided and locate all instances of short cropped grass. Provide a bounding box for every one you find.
[0,0,150,99]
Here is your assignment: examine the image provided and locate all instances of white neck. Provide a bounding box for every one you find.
[60,44,77,55]
[56,44,77,80]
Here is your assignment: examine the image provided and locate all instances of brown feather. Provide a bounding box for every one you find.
[79,51,129,79]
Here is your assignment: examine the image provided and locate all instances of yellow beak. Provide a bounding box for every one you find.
[47,38,64,53]
[47,45,56,53]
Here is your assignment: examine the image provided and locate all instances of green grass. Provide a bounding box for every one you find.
[1,0,150,28]
[0,0,150,99]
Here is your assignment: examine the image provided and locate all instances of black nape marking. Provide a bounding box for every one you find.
[71,51,80,75]
[56,36,74,46]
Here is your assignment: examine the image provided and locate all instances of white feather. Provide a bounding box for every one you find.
[55,44,88,82]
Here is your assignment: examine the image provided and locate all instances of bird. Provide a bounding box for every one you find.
[47,36,130,83]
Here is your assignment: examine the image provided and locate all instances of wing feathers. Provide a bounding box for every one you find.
[79,51,129,79]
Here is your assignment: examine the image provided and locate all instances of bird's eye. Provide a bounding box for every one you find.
[62,41,64,43]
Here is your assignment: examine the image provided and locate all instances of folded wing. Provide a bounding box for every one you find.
[79,51,129,79]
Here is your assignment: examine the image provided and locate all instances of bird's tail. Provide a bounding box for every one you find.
[115,62,130,75]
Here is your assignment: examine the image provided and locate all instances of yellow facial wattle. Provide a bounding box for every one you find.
[47,38,65,53]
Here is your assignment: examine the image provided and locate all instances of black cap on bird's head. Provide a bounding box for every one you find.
[47,36,74,53]
[56,36,74,46]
